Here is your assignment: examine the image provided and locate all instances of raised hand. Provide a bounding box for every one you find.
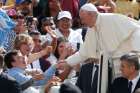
[59,43,75,60]
[44,26,57,38]
[44,45,53,54]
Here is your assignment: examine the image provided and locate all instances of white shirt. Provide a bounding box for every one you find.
[91,64,99,86]
[130,73,140,93]
[27,60,41,70]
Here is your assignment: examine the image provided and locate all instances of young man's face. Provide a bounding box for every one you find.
[12,52,27,69]
[120,60,134,79]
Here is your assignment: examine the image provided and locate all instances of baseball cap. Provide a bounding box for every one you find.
[57,11,72,20]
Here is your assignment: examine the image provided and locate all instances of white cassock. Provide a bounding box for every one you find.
[65,13,140,93]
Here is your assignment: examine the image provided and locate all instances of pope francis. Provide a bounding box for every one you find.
[59,3,140,93]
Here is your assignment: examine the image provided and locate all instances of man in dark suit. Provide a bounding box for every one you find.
[76,58,98,93]
[110,53,140,93]
[0,54,21,93]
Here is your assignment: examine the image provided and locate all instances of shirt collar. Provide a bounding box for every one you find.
[130,73,140,84]
[129,73,140,93]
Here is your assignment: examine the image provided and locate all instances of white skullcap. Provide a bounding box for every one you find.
[57,11,72,20]
[80,3,98,12]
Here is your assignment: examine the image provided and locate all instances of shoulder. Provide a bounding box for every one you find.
[80,62,94,73]
[113,77,128,83]
[7,68,21,76]
[112,77,128,87]
[110,77,128,93]
[81,63,93,69]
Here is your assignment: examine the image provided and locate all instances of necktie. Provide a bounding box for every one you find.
[128,81,133,93]
[91,65,99,93]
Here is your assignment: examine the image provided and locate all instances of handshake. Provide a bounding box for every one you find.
[55,60,71,71]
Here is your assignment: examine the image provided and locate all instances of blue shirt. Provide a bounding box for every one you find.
[7,66,56,86]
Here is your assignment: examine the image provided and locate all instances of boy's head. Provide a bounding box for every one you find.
[4,50,27,69]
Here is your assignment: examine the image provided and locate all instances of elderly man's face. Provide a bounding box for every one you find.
[79,10,97,27]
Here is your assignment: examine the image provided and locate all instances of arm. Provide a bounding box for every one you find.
[66,29,97,66]
[28,46,52,64]
[50,35,57,53]
[131,29,140,51]
[1,4,15,10]
[33,65,57,86]
[43,26,57,53]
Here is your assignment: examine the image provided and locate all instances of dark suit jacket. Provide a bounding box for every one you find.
[76,63,98,93]
[0,72,21,93]
[110,76,140,93]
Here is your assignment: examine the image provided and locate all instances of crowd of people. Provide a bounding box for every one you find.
[0,0,140,93]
